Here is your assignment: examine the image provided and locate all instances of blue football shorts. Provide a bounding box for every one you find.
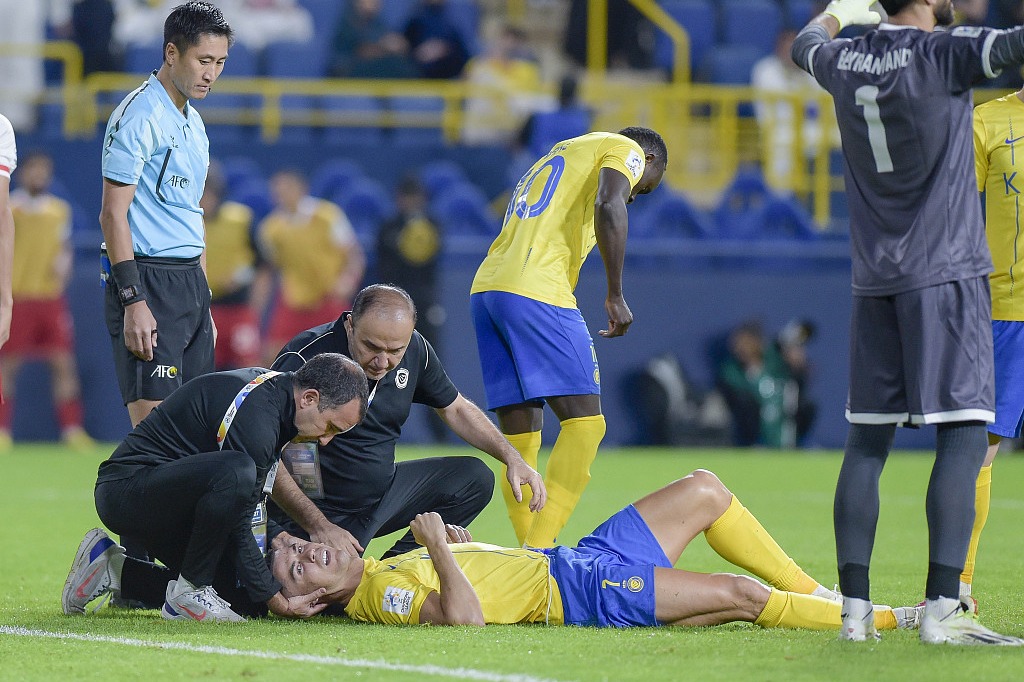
[541,505,671,627]
[470,290,600,410]
[991,320,1024,438]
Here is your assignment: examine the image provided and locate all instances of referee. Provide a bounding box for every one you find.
[99,2,231,428]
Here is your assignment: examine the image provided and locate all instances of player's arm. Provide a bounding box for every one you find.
[99,177,158,362]
[594,167,632,338]
[791,1,880,72]
[436,393,546,511]
[270,465,364,556]
[411,512,484,626]
[0,175,13,349]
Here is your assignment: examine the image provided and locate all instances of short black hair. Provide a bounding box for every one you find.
[293,352,369,417]
[351,284,417,324]
[164,1,234,59]
[617,126,668,166]
[879,0,913,15]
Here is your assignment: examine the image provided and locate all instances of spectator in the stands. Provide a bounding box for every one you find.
[461,21,543,145]
[329,0,415,78]
[403,0,470,79]
[563,0,653,71]
[72,0,120,75]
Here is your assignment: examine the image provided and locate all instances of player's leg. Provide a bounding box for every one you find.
[635,469,829,597]
[50,349,92,448]
[526,393,604,548]
[0,353,21,448]
[653,570,901,631]
[369,456,495,557]
[471,291,543,545]
[961,319,1024,603]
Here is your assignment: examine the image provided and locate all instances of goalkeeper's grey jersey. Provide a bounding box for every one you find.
[794,24,996,296]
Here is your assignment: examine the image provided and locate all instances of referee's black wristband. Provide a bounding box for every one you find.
[111,259,146,306]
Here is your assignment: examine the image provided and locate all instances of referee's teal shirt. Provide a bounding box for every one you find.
[101,72,208,259]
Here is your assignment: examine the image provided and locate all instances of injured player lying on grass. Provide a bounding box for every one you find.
[269,469,921,632]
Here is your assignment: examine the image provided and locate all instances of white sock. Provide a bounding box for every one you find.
[812,584,840,601]
[171,575,198,598]
[108,552,125,593]
[959,581,972,599]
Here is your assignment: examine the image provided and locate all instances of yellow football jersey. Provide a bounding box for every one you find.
[344,543,564,625]
[258,197,357,309]
[10,190,70,298]
[975,93,1024,320]
[203,200,256,299]
[471,132,645,308]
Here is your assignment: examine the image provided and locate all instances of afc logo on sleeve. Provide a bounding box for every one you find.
[383,585,414,615]
[625,150,644,180]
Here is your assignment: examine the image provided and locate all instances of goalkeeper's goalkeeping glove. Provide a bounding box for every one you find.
[823,0,882,31]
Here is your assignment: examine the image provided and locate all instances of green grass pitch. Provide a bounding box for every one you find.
[3,443,1024,681]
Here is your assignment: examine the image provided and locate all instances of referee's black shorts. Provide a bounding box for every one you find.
[105,255,214,404]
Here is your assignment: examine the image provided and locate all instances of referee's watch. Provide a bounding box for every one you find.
[118,284,143,305]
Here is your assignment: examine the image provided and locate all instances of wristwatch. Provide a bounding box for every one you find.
[118,284,140,304]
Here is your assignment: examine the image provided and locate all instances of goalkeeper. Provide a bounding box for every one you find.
[269,469,921,631]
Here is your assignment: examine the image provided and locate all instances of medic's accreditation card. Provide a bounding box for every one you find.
[281,442,325,499]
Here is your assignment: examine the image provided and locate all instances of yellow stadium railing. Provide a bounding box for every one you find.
[0,40,87,137]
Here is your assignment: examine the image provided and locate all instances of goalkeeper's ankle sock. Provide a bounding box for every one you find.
[524,415,605,548]
[705,496,818,594]
[960,464,992,586]
[501,430,542,546]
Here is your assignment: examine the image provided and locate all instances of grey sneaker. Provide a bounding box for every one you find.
[161,580,245,623]
[920,597,1023,646]
[839,596,880,642]
[62,528,124,615]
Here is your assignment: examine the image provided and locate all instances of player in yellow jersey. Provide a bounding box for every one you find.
[201,162,269,370]
[470,127,667,549]
[258,169,365,366]
[0,151,93,451]
[965,90,1024,610]
[270,467,921,631]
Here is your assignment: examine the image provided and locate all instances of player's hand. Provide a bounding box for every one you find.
[310,523,364,557]
[267,588,329,619]
[444,523,473,544]
[505,458,547,512]
[600,296,633,338]
[823,0,881,30]
[123,299,158,361]
[411,512,447,546]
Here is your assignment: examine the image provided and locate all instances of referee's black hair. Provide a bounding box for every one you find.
[879,0,913,15]
[350,284,418,324]
[617,126,668,166]
[164,1,234,59]
[294,352,369,417]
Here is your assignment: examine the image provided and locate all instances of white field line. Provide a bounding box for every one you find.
[0,625,566,682]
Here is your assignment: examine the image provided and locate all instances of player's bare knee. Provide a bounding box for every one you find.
[683,469,731,509]
[730,574,770,619]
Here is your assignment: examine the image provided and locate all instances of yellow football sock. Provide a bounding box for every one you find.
[961,464,992,586]
[501,430,542,546]
[524,415,605,548]
[705,496,819,595]
[753,589,897,631]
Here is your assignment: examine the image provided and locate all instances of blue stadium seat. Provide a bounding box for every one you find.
[224,43,258,76]
[526,107,592,158]
[720,0,782,57]
[197,94,255,143]
[697,44,765,85]
[379,0,415,30]
[263,41,328,78]
[310,158,365,200]
[752,196,819,240]
[632,189,715,239]
[321,95,386,145]
[296,0,346,38]
[123,43,162,74]
[230,178,274,224]
[783,0,818,28]
[389,96,446,146]
[275,94,317,145]
[430,183,500,237]
[653,0,716,79]
[37,103,65,139]
[220,156,265,194]
[418,160,469,198]
[713,167,773,236]
[334,177,394,238]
